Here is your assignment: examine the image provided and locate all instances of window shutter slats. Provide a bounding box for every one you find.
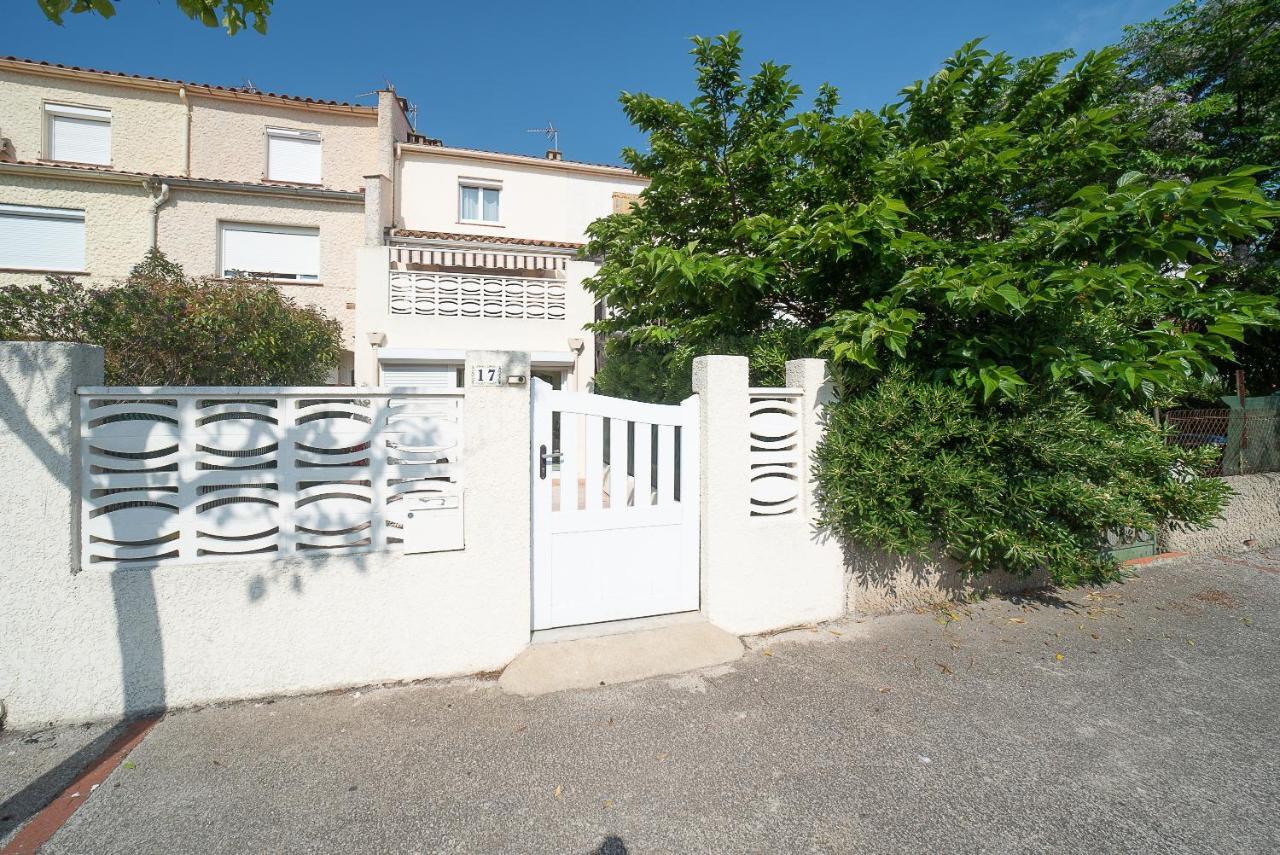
[380,364,460,389]
[0,206,86,272]
[49,113,111,165]
[267,130,321,184]
[220,223,319,281]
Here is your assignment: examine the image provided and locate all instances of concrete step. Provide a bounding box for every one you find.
[498,619,743,697]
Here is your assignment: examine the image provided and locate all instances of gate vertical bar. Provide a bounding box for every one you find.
[608,418,626,509]
[632,421,651,507]
[530,377,554,627]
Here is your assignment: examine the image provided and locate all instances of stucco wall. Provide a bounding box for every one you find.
[844,543,1050,617]
[693,356,846,636]
[156,188,363,345]
[0,343,533,729]
[396,150,647,243]
[1161,473,1280,555]
[187,95,377,191]
[0,172,152,282]
[355,250,596,386]
[0,68,187,173]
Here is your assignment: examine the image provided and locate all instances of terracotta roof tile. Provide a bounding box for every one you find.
[6,160,364,195]
[1,56,376,111]
[391,229,584,250]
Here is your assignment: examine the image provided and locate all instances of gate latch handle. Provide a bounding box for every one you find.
[538,444,562,480]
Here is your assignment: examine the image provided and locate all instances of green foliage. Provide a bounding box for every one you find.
[1121,0,1280,391]
[36,0,272,33]
[0,249,342,385]
[814,371,1230,586]
[593,327,810,404]
[587,29,1280,582]
[588,34,1280,408]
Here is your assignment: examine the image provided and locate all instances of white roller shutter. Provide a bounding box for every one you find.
[46,105,111,165]
[267,128,321,184]
[380,363,460,389]
[220,222,319,281]
[0,204,86,272]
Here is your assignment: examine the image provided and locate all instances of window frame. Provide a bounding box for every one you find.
[0,203,87,273]
[217,220,321,284]
[42,101,112,166]
[264,126,323,186]
[457,178,502,226]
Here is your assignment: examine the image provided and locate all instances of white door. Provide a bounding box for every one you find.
[531,379,700,630]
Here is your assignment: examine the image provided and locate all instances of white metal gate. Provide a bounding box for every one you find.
[531,379,700,630]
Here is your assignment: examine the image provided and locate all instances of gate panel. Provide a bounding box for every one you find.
[531,380,699,630]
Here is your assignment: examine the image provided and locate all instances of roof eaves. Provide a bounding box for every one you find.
[0,56,378,114]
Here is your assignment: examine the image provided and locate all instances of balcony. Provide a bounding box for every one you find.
[389,270,568,320]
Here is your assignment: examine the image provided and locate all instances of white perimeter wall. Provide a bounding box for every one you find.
[0,343,532,728]
[694,357,847,635]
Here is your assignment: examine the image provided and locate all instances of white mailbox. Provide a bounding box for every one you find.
[402,493,464,554]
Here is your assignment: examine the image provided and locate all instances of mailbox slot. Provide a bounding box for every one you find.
[402,493,464,554]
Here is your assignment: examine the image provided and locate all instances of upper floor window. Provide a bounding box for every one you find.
[220,222,319,282]
[266,127,321,184]
[45,104,111,165]
[0,204,86,272]
[459,182,500,224]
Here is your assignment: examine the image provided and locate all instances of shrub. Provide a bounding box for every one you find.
[0,250,343,385]
[814,371,1228,586]
[593,327,810,403]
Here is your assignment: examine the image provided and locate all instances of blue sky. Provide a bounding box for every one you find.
[5,0,1172,165]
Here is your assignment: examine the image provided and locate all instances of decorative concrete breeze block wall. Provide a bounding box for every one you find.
[693,356,846,634]
[0,342,532,729]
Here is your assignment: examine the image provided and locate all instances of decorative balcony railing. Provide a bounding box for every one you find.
[389,271,567,321]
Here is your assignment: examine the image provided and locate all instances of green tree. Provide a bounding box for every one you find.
[36,0,272,34]
[585,33,1280,583]
[0,249,343,385]
[1121,0,1280,390]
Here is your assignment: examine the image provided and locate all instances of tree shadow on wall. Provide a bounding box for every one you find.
[0,343,166,839]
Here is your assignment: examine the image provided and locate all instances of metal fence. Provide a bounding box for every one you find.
[1162,407,1280,476]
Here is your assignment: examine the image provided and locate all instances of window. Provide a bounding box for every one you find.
[266,127,321,184]
[45,104,111,165]
[459,183,500,223]
[220,222,319,282]
[0,204,86,272]
[380,363,463,389]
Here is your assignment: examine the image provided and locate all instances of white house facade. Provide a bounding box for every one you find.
[355,144,646,391]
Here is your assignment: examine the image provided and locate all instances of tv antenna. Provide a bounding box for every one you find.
[526,122,559,152]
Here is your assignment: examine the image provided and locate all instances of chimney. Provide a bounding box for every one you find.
[546,149,562,161]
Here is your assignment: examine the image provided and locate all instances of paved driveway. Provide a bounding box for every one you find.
[4,549,1279,854]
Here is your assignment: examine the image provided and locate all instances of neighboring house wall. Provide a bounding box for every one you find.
[0,67,187,174]
[0,170,151,281]
[0,60,392,372]
[186,96,377,191]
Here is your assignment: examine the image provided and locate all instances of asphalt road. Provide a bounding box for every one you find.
[5,549,1279,854]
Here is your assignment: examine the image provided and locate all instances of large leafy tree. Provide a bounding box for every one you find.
[1121,0,1280,392]
[585,33,1279,583]
[36,0,272,34]
[0,250,342,385]
[587,34,1278,407]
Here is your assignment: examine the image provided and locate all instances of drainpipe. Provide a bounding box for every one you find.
[145,179,171,250]
[178,86,191,176]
